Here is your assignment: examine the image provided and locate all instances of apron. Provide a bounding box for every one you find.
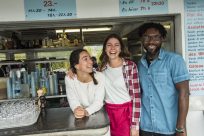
[105,101,132,136]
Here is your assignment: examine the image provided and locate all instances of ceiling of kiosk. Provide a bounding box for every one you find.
[0,15,174,44]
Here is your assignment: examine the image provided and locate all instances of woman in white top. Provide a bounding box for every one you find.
[99,34,141,136]
[65,49,105,118]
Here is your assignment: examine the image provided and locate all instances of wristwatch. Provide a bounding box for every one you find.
[175,128,184,133]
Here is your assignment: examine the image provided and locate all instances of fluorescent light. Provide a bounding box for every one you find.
[164,24,171,29]
[65,29,80,33]
[56,30,63,33]
[56,27,112,33]
[82,27,111,32]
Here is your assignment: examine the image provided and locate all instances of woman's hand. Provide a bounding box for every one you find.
[74,106,85,118]
[84,109,89,116]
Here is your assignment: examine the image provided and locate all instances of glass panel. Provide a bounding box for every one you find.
[0,53,6,61]
[84,44,103,63]
[51,62,69,72]
[37,51,71,72]
[14,53,26,60]
[37,51,71,59]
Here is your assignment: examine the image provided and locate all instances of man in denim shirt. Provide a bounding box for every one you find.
[138,22,190,136]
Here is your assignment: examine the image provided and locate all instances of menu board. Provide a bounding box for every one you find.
[184,0,204,95]
[119,0,168,16]
[24,0,76,20]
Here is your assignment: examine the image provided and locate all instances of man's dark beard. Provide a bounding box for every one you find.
[145,46,161,59]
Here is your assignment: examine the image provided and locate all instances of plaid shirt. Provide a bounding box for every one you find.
[122,59,141,130]
[103,59,141,129]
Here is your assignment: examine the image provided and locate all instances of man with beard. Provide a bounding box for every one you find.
[137,22,190,136]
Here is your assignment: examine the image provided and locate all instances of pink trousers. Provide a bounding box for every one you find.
[105,101,132,136]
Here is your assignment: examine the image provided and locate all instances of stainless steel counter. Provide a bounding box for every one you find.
[0,107,110,136]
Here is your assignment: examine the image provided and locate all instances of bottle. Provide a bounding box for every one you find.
[31,72,37,97]
[40,79,47,95]
[64,34,70,46]
[42,39,47,48]
[40,68,47,95]
[73,36,79,46]
[59,33,64,46]
[53,73,58,95]
[11,32,21,49]
[49,74,54,95]
[7,78,13,99]
[15,80,21,98]
[15,70,21,98]
[0,36,3,49]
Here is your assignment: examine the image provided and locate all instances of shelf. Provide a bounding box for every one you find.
[24,58,68,64]
[0,46,83,54]
[0,61,24,65]
[45,95,66,99]
[0,58,68,65]
[0,98,36,103]
[0,95,67,102]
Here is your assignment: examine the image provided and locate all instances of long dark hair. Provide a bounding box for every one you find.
[69,48,98,85]
[99,33,130,71]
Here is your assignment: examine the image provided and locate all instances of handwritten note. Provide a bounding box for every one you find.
[184,0,204,95]
[24,0,76,20]
[119,0,168,16]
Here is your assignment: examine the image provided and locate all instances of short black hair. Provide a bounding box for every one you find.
[138,22,167,38]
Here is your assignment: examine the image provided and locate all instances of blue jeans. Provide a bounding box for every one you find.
[140,130,176,136]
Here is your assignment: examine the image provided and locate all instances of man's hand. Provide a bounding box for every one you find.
[74,106,85,118]
[131,128,139,136]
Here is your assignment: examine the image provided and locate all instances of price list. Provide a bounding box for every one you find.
[184,0,204,95]
[24,0,76,20]
[119,0,168,16]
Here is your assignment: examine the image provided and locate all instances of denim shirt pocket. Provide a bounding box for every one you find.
[153,70,167,85]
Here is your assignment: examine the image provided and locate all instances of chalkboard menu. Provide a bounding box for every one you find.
[184,0,204,95]
[24,0,76,20]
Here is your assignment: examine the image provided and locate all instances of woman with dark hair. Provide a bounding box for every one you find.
[65,49,105,118]
[99,34,141,136]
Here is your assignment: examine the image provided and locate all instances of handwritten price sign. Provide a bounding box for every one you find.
[119,0,168,16]
[184,0,204,95]
[24,0,77,20]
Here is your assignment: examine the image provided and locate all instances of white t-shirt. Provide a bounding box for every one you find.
[65,72,105,115]
[103,65,131,104]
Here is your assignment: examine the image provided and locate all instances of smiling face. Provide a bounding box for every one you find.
[105,38,121,61]
[75,51,93,74]
[142,28,163,57]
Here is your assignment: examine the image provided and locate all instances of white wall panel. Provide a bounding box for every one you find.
[168,0,184,14]
[187,111,204,136]
[0,0,25,21]
[76,0,119,18]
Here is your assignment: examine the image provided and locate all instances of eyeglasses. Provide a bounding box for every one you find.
[142,35,162,42]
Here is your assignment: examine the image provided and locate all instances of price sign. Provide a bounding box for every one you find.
[184,0,204,95]
[24,0,76,20]
[119,0,168,16]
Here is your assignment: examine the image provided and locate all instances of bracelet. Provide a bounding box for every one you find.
[175,128,184,133]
